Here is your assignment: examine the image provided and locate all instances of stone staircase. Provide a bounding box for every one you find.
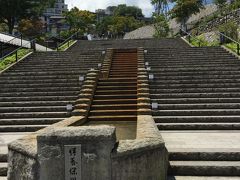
[0,50,102,178]
[87,49,138,140]
[146,46,240,178]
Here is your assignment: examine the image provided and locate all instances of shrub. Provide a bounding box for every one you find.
[218,20,239,41]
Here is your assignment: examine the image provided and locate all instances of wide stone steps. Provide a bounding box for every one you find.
[157,123,240,130]
[95,90,137,95]
[169,151,240,161]
[0,101,74,107]
[155,103,240,110]
[88,115,137,121]
[169,161,240,176]
[153,109,240,116]
[0,106,67,113]
[168,176,240,180]
[0,96,76,102]
[0,118,63,125]
[146,46,240,177]
[0,87,80,92]
[0,112,70,119]
[0,125,49,132]
[154,116,240,123]
[0,91,79,97]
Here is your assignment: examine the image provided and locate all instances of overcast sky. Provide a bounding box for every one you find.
[65,0,154,17]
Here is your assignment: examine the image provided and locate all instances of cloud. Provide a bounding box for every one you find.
[65,0,154,17]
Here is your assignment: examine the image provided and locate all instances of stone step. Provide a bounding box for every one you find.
[88,115,137,121]
[93,94,137,100]
[167,176,240,180]
[0,96,76,102]
[0,118,62,125]
[154,116,240,123]
[153,109,240,116]
[157,123,240,130]
[95,90,137,95]
[0,82,79,88]
[92,99,137,105]
[0,91,79,97]
[89,109,137,116]
[0,87,79,92]
[96,85,137,90]
[98,82,137,86]
[0,176,7,180]
[152,98,240,104]
[156,103,240,110]
[0,101,74,107]
[155,75,240,80]
[0,79,79,84]
[0,112,70,119]
[169,151,240,161]
[150,79,240,84]
[169,161,240,176]
[0,163,7,176]
[0,106,67,113]
[0,75,80,80]
[91,104,137,110]
[151,93,240,98]
[152,70,240,76]
[0,125,48,132]
[150,88,240,93]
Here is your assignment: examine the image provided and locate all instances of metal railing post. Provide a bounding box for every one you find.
[237,43,240,55]
[21,34,23,47]
[0,43,3,58]
[15,50,18,62]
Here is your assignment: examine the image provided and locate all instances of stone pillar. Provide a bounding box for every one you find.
[37,126,116,180]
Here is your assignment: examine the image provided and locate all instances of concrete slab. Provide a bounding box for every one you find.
[160,130,240,152]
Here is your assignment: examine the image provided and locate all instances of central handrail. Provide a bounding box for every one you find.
[180,28,203,47]
[56,31,79,51]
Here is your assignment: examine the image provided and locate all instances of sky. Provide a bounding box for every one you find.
[65,0,155,17]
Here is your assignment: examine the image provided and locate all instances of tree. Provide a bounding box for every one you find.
[171,0,204,30]
[214,0,227,13]
[64,8,96,34]
[153,13,170,38]
[151,0,170,15]
[113,4,144,19]
[18,18,44,38]
[0,0,54,34]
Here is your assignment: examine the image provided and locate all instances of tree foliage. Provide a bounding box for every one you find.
[153,13,170,38]
[214,0,227,10]
[64,7,96,33]
[171,0,204,29]
[0,0,54,34]
[151,0,170,15]
[18,18,44,38]
[113,4,144,19]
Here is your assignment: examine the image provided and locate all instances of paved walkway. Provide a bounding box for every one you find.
[0,33,53,51]
[161,130,240,152]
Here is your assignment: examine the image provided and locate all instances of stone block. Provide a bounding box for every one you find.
[37,126,116,180]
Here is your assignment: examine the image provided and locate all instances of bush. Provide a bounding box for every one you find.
[218,20,239,41]
[153,14,170,38]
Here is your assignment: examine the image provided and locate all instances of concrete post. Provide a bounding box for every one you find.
[37,126,116,180]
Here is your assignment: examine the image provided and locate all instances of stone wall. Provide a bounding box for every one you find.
[198,8,240,33]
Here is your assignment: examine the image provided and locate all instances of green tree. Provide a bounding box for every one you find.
[64,7,96,34]
[151,0,170,15]
[18,18,44,38]
[171,0,204,30]
[0,0,54,34]
[153,14,170,38]
[113,4,144,19]
[214,0,227,10]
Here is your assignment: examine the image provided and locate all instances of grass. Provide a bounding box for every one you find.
[225,42,240,55]
[0,48,31,71]
[57,40,76,51]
